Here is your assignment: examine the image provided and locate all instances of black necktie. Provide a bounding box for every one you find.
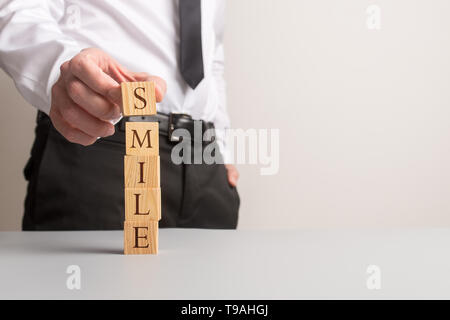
[179,0,204,89]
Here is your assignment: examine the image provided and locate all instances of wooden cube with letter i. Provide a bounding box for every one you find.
[121,81,161,255]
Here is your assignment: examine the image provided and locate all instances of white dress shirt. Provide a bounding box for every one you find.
[0,0,230,160]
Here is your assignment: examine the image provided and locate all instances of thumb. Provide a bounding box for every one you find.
[133,73,167,102]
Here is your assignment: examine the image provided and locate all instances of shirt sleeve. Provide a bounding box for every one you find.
[211,0,233,164]
[0,0,82,114]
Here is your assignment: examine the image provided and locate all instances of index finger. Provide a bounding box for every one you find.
[69,54,118,96]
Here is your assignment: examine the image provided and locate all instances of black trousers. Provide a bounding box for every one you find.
[23,113,239,230]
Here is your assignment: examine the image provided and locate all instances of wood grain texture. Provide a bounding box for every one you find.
[125,187,161,221]
[125,122,159,156]
[124,155,160,188]
[121,81,156,117]
[124,220,158,255]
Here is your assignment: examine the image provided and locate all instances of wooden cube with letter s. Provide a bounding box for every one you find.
[121,81,161,255]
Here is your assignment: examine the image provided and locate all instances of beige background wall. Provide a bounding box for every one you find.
[2,0,450,230]
[0,71,35,230]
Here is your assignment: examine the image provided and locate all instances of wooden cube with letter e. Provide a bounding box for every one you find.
[124,220,158,255]
[121,81,161,255]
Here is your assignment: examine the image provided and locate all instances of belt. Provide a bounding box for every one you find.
[117,112,216,143]
[38,111,216,143]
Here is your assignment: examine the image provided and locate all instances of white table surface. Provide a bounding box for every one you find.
[0,228,449,299]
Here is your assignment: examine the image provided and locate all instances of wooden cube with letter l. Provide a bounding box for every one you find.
[125,188,161,221]
[121,81,161,255]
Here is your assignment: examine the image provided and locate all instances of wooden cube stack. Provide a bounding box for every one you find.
[121,81,160,255]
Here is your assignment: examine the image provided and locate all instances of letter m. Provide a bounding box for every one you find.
[131,129,152,149]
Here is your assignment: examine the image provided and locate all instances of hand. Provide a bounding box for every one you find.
[225,164,239,187]
[50,48,166,146]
